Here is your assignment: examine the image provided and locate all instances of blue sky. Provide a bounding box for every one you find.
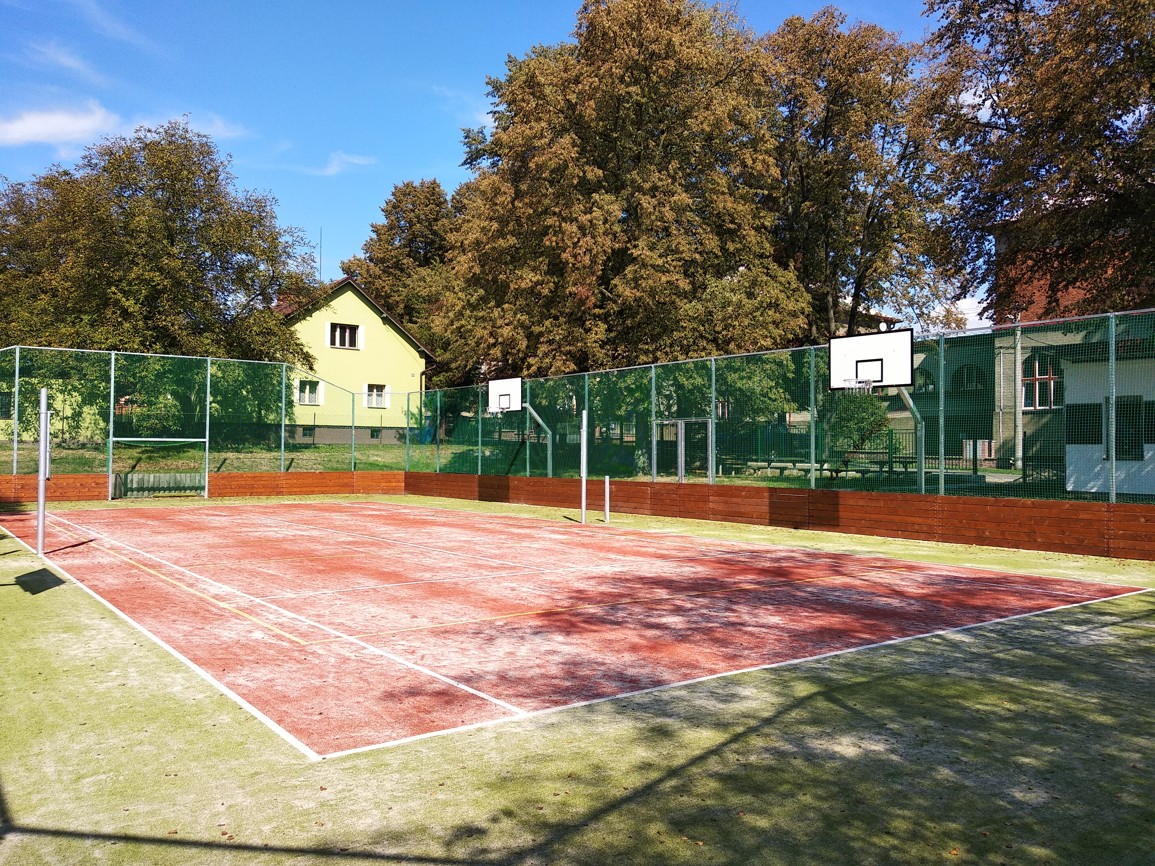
[1,0,944,286]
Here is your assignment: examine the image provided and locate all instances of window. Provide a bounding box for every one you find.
[301,426,315,438]
[297,380,320,405]
[1114,396,1144,461]
[951,364,984,393]
[369,428,381,440]
[329,323,359,349]
[1065,403,1104,445]
[1023,353,1062,410]
[365,384,390,409]
[913,368,936,394]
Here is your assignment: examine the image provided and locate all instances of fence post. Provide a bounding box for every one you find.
[477,386,483,476]
[435,390,441,473]
[350,390,356,473]
[809,347,817,489]
[203,358,212,497]
[405,390,410,472]
[280,364,286,473]
[1014,325,1023,472]
[106,351,116,499]
[938,334,946,495]
[1108,313,1116,503]
[650,365,657,482]
[709,357,717,484]
[11,345,19,476]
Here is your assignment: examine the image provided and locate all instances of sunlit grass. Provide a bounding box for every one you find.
[1,497,1152,864]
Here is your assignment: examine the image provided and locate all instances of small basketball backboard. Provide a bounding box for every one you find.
[487,377,523,413]
[828,329,913,390]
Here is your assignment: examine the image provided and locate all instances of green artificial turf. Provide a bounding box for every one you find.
[1,496,1152,864]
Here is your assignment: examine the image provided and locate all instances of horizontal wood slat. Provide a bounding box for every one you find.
[2,469,1150,560]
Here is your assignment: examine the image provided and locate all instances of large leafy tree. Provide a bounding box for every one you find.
[451,0,808,379]
[0,119,318,363]
[927,0,1155,318]
[761,9,965,340]
[341,178,454,330]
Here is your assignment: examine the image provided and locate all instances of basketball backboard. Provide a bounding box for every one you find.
[487,377,523,413]
[828,329,913,390]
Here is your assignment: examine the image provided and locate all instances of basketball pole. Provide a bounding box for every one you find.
[579,409,588,524]
[36,387,50,556]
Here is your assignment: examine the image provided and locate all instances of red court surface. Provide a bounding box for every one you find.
[0,501,1141,759]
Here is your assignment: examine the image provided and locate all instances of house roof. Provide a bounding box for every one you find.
[282,276,435,361]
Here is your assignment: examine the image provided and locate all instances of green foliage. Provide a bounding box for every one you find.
[436,0,811,380]
[0,120,318,363]
[828,390,890,455]
[927,0,1155,317]
[763,9,965,339]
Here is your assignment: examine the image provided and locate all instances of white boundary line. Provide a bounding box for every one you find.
[1,524,322,761]
[45,512,526,717]
[11,505,1151,762]
[321,586,1152,760]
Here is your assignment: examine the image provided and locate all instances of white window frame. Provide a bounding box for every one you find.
[327,322,361,350]
[364,383,391,409]
[297,379,323,406]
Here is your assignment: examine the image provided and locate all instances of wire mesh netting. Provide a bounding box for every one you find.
[2,308,1154,501]
[402,309,1155,503]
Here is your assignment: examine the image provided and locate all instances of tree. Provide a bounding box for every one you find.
[341,179,454,327]
[453,0,809,379]
[760,9,965,340]
[0,119,318,363]
[927,0,1155,318]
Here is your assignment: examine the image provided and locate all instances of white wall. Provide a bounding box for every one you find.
[1065,360,1155,495]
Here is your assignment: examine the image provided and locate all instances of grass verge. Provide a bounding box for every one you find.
[1,495,1152,864]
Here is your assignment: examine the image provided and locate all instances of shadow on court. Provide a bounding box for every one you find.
[0,568,65,595]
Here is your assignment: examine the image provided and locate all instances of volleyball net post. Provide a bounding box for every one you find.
[36,388,50,555]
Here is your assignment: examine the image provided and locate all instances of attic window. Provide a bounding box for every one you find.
[330,323,359,349]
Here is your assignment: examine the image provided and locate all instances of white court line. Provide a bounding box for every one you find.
[1,523,322,762]
[321,586,1153,760]
[44,512,527,718]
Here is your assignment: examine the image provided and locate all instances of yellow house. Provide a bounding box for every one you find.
[287,277,432,442]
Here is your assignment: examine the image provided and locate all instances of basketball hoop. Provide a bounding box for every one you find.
[843,378,874,394]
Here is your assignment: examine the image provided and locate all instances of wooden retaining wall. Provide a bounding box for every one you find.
[3,470,1150,561]
[0,471,405,504]
[405,472,1155,561]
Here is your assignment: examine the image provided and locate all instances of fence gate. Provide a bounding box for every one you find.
[654,418,714,483]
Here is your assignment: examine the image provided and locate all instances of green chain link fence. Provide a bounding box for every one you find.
[3,308,1153,501]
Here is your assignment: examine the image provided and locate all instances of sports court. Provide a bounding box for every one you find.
[0,500,1139,759]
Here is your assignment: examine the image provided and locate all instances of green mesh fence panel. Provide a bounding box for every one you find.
[208,359,287,473]
[403,309,1155,502]
[588,366,653,479]
[6,309,1155,502]
[6,348,112,475]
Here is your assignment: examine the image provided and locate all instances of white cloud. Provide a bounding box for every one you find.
[430,84,492,129]
[66,0,159,52]
[307,151,377,177]
[957,296,990,330]
[187,113,248,141]
[27,40,109,86]
[0,101,119,147]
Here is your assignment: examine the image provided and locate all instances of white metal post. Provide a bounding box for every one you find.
[36,388,50,555]
[11,346,19,476]
[580,409,588,524]
[203,358,212,497]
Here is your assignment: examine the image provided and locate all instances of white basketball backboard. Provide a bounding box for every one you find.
[487,377,523,413]
[829,329,913,390]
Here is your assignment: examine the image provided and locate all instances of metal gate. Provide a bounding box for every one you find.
[654,418,714,483]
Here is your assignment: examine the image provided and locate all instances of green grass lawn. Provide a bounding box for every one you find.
[1,495,1152,864]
